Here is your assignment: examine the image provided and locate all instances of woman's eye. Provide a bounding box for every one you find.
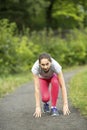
[46,63,49,65]
[41,64,45,66]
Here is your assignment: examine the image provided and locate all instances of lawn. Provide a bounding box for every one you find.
[69,66,87,117]
[0,72,32,98]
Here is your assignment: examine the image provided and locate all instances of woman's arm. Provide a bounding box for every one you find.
[58,71,70,115]
[33,74,41,118]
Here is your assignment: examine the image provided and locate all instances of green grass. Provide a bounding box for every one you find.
[0,72,32,98]
[69,66,87,117]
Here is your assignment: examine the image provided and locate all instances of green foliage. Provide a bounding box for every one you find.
[0,0,49,30]
[52,1,85,29]
[65,29,87,65]
[0,19,43,74]
[0,0,87,29]
[16,36,42,72]
[0,19,87,74]
[0,19,18,74]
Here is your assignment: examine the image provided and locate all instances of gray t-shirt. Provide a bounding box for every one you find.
[31,58,62,79]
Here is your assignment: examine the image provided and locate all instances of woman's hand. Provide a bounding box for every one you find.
[33,107,41,118]
[63,104,71,115]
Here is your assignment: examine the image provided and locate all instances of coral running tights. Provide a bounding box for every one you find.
[39,74,60,107]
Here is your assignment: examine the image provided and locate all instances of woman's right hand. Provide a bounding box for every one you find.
[33,107,41,118]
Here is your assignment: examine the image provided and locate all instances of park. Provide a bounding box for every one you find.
[0,0,87,130]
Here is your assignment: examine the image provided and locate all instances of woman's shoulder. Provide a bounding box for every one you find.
[51,58,59,65]
[51,58,62,72]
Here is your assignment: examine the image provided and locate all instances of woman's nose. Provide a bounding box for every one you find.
[44,65,47,68]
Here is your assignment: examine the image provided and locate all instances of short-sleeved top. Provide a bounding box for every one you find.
[31,58,62,79]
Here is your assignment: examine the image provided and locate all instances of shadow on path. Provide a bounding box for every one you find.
[0,69,87,130]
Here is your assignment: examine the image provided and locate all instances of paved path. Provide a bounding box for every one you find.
[0,69,87,130]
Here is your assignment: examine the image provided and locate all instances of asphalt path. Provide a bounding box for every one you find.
[0,69,87,130]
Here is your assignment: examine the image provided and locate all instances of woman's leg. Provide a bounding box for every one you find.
[51,75,60,107]
[39,78,50,103]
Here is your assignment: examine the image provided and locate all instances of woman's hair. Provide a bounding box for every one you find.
[39,52,52,63]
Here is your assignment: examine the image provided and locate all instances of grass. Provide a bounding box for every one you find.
[69,66,87,117]
[0,72,32,98]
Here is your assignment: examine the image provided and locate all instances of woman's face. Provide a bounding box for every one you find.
[39,58,51,72]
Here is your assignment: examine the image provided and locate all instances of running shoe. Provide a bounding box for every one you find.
[50,107,59,116]
[43,103,50,113]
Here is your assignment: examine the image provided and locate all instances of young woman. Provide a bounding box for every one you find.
[31,52,70,118]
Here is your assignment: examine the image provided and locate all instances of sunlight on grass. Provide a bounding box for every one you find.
[0,72,32,98]
[69,66,87,117]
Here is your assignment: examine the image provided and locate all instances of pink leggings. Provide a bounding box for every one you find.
[39,74,60,107]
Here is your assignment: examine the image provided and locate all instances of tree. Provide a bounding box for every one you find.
[0,0,49,30]
[0,0,87,30]
[51,0,85,29]
[45,0,55,28]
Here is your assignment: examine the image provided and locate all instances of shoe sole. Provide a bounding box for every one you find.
[51,114,59,116]
[51,112,59,116]
[43,111,50,113]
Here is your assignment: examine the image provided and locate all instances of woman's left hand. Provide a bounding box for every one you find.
[63,104,71,115]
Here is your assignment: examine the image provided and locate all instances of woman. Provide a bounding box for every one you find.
[31,52,70,118]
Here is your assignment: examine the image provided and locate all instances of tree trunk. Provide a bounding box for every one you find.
[46,0,55,29]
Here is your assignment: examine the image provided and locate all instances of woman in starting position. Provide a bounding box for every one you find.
[31,52,70,118]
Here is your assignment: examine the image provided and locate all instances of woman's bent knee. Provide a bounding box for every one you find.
[42,94,50,102]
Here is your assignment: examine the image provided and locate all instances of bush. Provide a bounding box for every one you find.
[0,19,87,75]
[0,19,18,74]
[0,19,43,74]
